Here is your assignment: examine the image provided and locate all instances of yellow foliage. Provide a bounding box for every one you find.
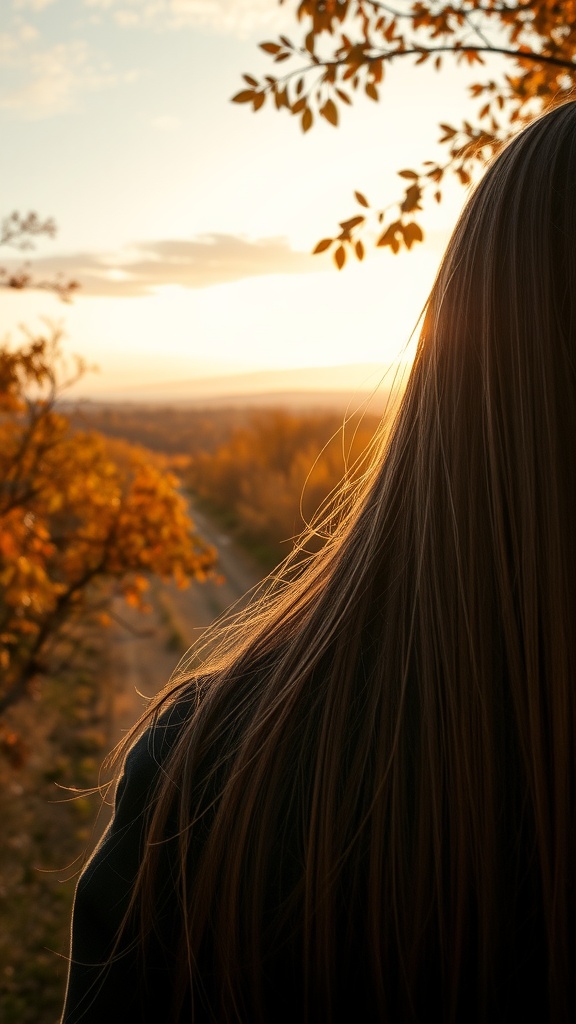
[0,335,216,714]
[187,409,381,564]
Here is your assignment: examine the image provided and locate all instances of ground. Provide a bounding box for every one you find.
[0,506,264,1024]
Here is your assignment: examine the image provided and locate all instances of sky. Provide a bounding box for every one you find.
[0,0,503,398]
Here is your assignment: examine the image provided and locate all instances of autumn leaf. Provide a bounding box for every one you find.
[232,90,255,104]
[313,238,333,254]
[234,1,576,258]
[403,222,424,249]
[401,184,422,214]
[321,99,338,126]
[339,215,365,231]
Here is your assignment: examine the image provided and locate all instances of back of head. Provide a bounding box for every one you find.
[125,102,576,1024]
[386,97,576,1020]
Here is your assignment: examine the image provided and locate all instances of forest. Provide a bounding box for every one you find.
[72,401,384,564]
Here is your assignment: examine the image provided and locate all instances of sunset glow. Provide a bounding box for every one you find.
[1,0,495,398]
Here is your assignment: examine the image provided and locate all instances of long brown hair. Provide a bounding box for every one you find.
[115,101,576,1022]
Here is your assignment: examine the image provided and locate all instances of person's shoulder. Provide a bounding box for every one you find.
[120,683,199,796]
[76,683,201,888]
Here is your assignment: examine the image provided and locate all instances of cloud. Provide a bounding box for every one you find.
[0,34,125,117]
[13,0,58,10]
[3,0,285,120]
[85,0,290,35]
[164,0,291,34]
[5,234,323,296]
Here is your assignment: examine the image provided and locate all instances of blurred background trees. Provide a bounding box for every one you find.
[0,216,217,1020]
[0,217,216,742]
[0,331,216,721]
[187,408,380,565]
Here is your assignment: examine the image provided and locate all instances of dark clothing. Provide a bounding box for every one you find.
[61,696,561,1023]
[61,698,390,1023]
[62,701,191,1023]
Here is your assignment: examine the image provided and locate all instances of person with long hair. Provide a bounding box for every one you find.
[62,100,576,1023]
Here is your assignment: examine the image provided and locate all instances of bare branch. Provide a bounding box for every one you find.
[0,211,57,250]
[0,212,79,302]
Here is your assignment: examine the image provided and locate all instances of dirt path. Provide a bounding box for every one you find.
[105,504,265,746]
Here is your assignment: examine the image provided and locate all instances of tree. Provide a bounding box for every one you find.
[234,0,576,266]
[187,408,380,564]
[0,332,217,720]
[0,218,217,727]
[0,214,216,726]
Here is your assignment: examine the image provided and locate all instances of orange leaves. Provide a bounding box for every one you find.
[0,507,59,659]
[302,107,313,132]
[236,1,576,261]
[313,238,332,254]
[275,87,290,110]
[231,88,266,112]
[311,174,426,265]
[463,49,486,67]
[320,98,338,125]
[403,222,424,249]
[311,188,371,266]
[438,122,457,142]
[0,334,64,413]
[400,184,423,214]
[377,220,423,253]
[186,408,380,565]
[339,215,365,231]
[0,336,217,712]
[377,221,402,253]
[100,448,216,586]
[232,90,256,104]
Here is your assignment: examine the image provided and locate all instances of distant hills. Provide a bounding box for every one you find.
[73,362,408,412]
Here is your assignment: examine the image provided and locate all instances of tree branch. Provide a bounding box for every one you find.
[0,212,78,302]
[253,42,575,106]
[329,44,575,73]
[461,7,494,49]
[0,267,80,303]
